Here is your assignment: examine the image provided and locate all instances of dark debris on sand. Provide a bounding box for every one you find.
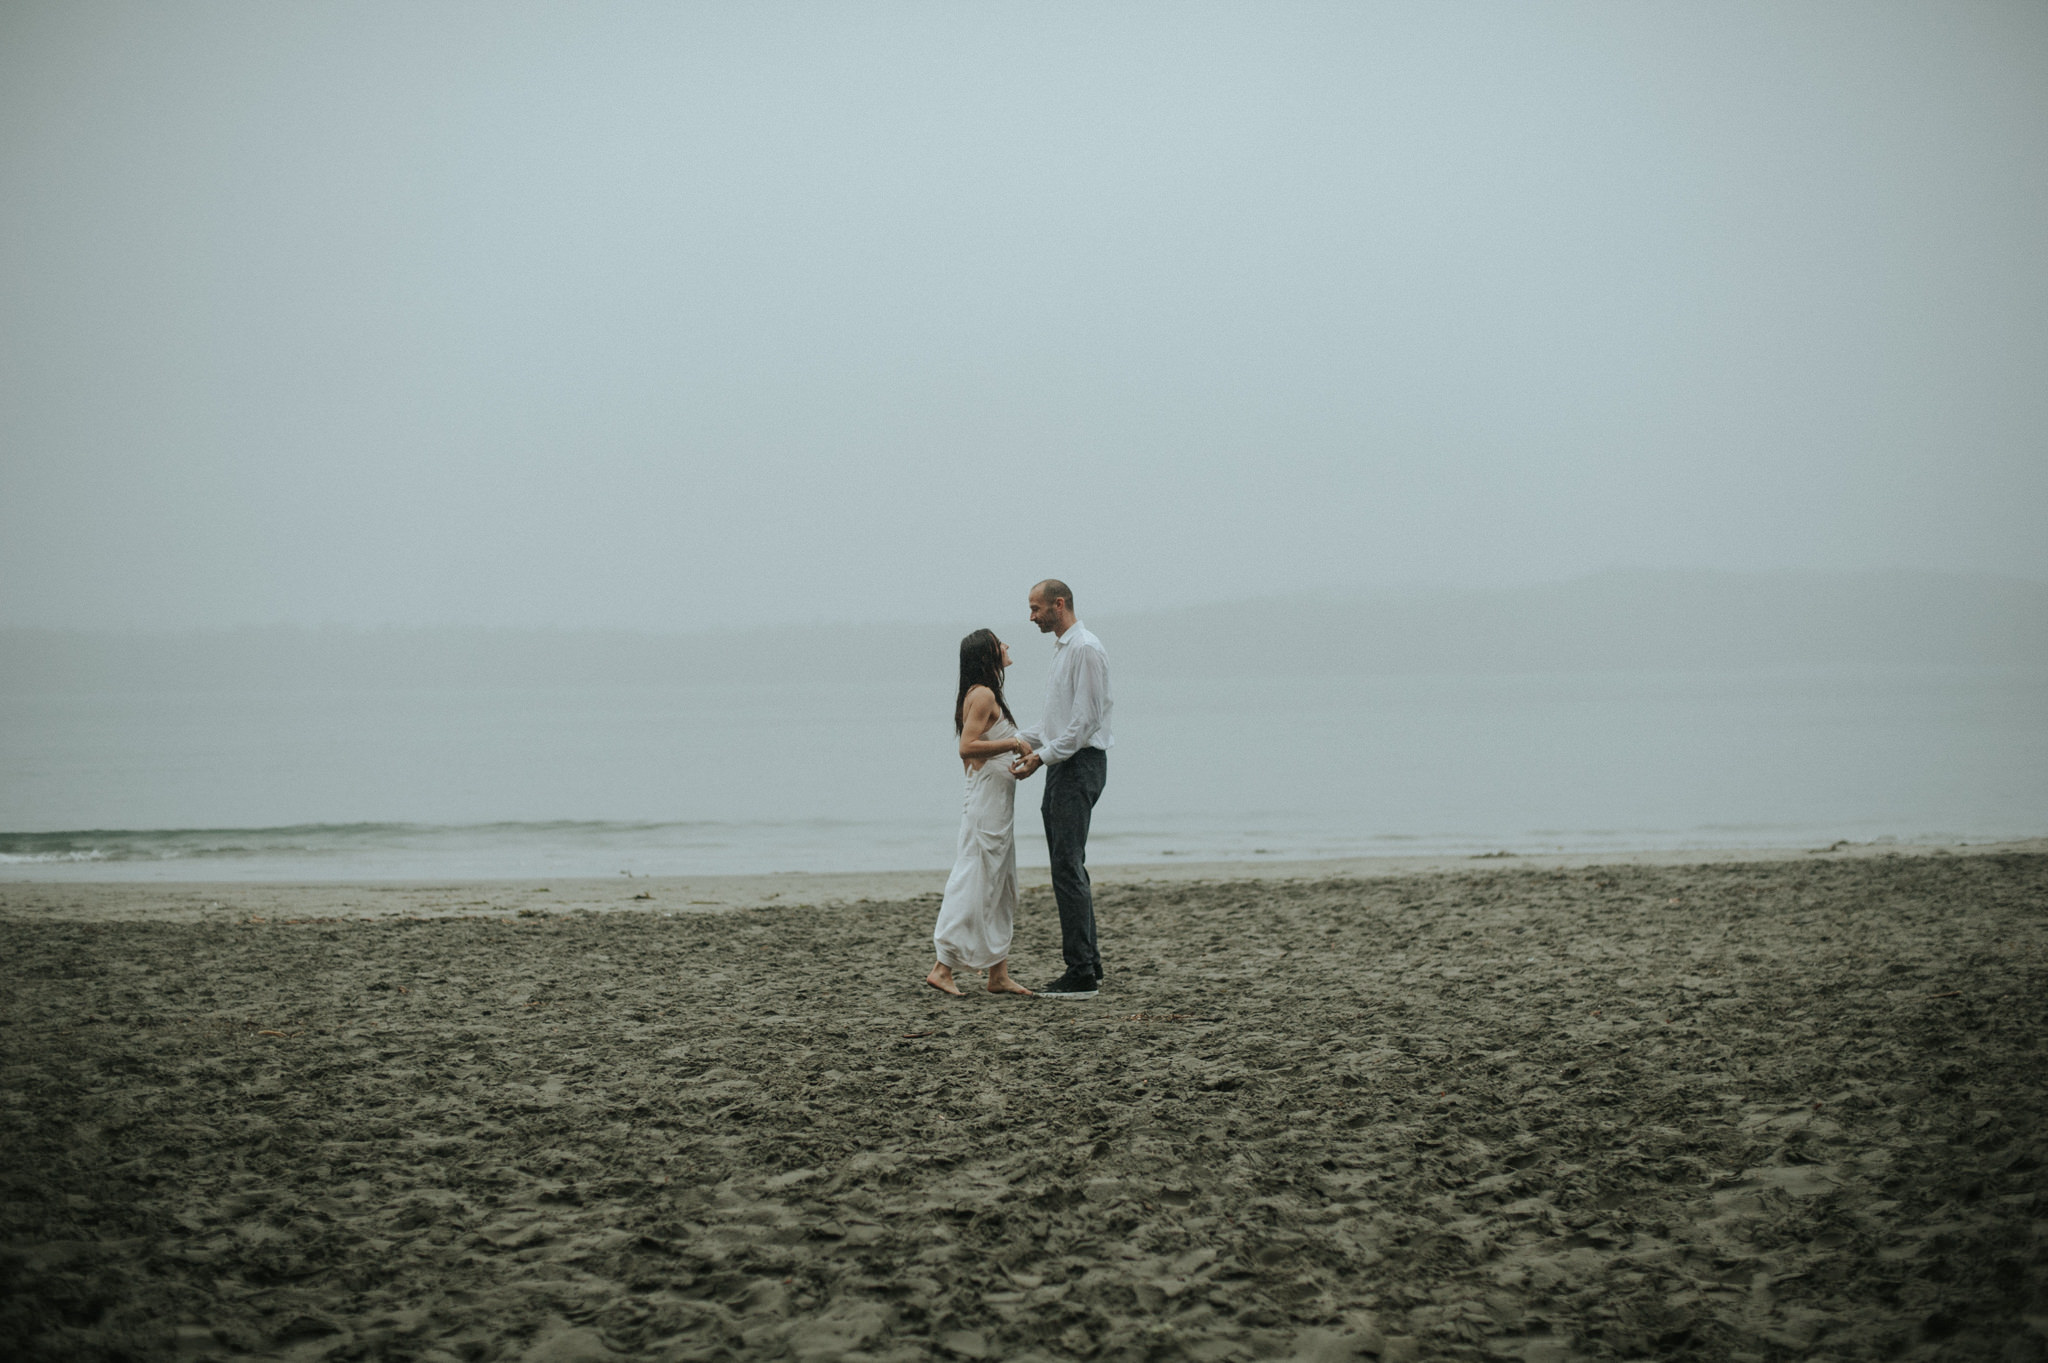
[2,855,2045,1362]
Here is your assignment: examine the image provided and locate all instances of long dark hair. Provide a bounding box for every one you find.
[954,628,1016,735]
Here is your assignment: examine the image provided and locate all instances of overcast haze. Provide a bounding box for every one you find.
[3,2,2045,632]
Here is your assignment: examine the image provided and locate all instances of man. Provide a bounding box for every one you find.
[1011,579,1113,999]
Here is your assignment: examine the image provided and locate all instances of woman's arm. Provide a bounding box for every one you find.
[959,687,1029,760]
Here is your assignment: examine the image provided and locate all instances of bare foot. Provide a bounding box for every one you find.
[986,964,1033,996]
[926,963,964,996]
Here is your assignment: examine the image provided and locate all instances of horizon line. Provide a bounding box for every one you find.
[4,564,2045,640]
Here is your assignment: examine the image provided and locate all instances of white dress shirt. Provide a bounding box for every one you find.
[1019,621,1113,765]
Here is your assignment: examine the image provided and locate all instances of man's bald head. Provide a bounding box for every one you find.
[1028,579,1077,636]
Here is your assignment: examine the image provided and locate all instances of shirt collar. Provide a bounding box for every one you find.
[1054,620,1084,647]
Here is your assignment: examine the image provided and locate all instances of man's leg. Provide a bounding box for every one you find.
[1041,747,1107,978]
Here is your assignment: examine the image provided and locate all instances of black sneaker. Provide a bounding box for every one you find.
[1038,969,1100,999]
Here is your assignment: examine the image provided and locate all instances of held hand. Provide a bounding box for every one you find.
[1010,751,1043,778]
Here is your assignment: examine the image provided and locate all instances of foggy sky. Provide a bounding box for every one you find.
[3,1,2044,632]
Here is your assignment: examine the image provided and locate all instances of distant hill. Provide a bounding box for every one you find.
[2,570,2043,693]
[1108,570,2048,678]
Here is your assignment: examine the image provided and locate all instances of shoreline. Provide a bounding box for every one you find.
[2,835,2040,922]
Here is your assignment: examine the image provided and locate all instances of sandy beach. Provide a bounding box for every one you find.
[2,844,2043,1362]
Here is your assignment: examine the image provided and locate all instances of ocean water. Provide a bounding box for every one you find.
[2,667,2043,881]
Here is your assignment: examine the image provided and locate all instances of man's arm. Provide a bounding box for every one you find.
[1010,720,1044,776]
[1014,678,1050,753]
[1032,646,1108,765]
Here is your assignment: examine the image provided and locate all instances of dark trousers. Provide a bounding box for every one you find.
[1041,746,1107,977]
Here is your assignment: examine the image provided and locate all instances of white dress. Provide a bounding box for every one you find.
[932,717,1019,970]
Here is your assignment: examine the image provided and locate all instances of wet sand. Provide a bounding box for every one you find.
[2,847,2044,1361]
[4,838,2027,921]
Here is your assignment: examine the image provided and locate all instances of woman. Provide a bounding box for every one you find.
[927,629,1037,996]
